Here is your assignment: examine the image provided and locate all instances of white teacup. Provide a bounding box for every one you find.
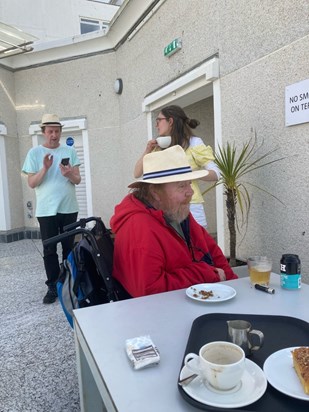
[184,341,245,391]
[156,136,171,148]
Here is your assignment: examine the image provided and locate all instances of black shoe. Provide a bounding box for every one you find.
[43,287,58,304]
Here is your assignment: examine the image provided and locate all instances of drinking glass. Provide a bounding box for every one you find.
[247,256,272,286]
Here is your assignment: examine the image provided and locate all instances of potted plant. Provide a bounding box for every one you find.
[203,134,285,267]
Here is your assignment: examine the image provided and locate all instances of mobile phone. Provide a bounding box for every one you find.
[61,158,70,166]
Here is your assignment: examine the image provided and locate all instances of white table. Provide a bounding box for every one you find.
[73,274,309,412]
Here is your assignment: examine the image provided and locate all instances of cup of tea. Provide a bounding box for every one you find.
[156,136,171,148]
[247,256,272,286]
[227,320,264,357]
[184,341,245,391]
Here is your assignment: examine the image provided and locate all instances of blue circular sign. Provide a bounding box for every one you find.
[66,136,74,146]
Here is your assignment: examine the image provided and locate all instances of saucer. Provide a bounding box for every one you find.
[263,346,309,401]
[179,358,267,408]
[186,283,236,303]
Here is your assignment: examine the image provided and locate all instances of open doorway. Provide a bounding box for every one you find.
[142,57,225,247]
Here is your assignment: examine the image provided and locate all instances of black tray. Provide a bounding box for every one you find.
[178,313,309,412]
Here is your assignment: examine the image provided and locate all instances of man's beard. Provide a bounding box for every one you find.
[163,203,190,223]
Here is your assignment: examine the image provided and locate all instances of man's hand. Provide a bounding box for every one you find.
[59,162,71,176]
[214,267,226,281]
[60,163,81,185]
[43,154,53,170]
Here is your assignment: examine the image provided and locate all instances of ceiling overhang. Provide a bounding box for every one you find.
[0,22,38,59]
[142,57,219,112]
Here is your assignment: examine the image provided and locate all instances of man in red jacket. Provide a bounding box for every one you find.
[110,145,237,298]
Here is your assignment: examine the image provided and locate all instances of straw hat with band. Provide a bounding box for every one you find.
[128,145,208,188]
[40,114,63,127]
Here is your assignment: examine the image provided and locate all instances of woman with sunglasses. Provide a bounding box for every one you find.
[134,105,220,228]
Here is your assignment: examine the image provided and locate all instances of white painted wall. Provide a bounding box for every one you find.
[0,0,120,42]
[0,0,308,281]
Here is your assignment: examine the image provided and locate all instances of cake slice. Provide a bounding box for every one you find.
[292,347,309,395]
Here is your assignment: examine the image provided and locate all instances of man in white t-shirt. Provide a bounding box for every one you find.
[22,114,81,304]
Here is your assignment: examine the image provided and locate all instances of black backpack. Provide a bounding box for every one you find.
[44,217,131,328]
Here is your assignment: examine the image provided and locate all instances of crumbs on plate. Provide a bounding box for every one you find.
[191,287,214,299]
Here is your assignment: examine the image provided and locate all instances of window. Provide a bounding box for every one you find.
[80,18,108,35]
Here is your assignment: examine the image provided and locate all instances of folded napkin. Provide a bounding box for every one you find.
[125,335,160,370]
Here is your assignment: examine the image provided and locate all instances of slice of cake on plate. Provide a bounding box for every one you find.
[292,347,309,395]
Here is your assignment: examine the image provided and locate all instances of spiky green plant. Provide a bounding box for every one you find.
[203,135,285,267]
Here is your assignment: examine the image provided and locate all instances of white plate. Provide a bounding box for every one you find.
[186,283,236,303]
[180,358,267,408]
[263,346,309,401]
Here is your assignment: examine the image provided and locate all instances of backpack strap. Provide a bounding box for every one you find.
[72,243,86,297]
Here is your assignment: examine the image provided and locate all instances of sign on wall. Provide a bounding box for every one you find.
[164,38,182,57]
[285,78,309,126]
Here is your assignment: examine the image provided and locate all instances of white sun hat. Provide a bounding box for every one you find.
[128,145,208,188]
[40,114,63,127]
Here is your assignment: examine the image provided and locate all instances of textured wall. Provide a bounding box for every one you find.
[0,0,308,280]
[15,52,121,227]
[219,35,309,280]
[112,0,309,280]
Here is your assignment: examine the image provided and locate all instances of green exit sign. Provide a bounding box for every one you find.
[164,38,182,57]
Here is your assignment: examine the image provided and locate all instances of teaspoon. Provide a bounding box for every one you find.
[178,373,198,387]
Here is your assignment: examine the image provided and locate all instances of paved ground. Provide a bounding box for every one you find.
[0,239,80,412]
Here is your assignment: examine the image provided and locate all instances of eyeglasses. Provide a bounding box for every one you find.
[155,117,167,124]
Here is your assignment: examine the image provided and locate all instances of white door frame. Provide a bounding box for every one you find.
[0,124,11,231]
[141,57,225,251]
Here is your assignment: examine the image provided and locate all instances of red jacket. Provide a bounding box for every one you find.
[110,194,237,297]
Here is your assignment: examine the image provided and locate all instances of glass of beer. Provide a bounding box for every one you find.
[247,256,272,286]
